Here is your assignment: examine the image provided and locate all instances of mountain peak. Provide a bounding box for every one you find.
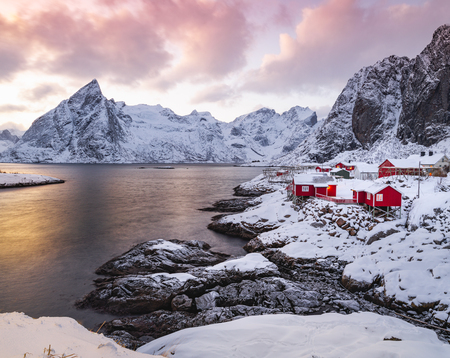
[67,79,103,109]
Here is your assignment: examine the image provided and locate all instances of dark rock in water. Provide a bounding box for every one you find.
[77,257,280,315]
[95,239,230,276]
[198,197,260,213]
[80,238,421,350]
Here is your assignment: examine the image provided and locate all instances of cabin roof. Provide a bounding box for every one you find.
[407,153,449,165]
[353,183,403,196]
[293,173,333,185]
[353,162,378,172]
[380,158,423,168]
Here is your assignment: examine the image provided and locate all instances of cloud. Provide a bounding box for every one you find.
[0,104,28,113]
[0,0,253,87]
[0,16,29,81]
[22,83,67,101]
[190,84,238,104]
[0,121,27,131]
[242,0,450,94]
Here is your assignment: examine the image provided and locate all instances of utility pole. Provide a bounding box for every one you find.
[418,161,421,198]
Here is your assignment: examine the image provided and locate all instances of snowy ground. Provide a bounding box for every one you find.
[0,172,64,187]
[138,312,450,357]
[218,174,450,324]
[4,311,450,358]
[0,312,159,358]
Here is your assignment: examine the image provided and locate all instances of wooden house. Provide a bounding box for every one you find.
[378,158,422,178]
[353,162,378,180]
[315,166,332,172]
[330,168,350,179]
[352,183,402,218]
[335,162,355,171]
[289,174,336,200]
[407,152,449,174]
[352,189,365,204]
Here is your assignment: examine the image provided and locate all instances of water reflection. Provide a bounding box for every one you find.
[0,164,262,328]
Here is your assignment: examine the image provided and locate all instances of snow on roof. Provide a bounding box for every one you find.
[355,183,403,195]
[407,153,449,165]
[380,158,422,168]
[331,168,349,173]
[352,162,379,173]
[293,173,332,185]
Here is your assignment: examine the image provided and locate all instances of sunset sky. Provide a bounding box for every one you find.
[0,0,448,131]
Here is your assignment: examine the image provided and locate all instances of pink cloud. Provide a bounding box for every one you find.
[242,0,450,94]
[0,0,252,86]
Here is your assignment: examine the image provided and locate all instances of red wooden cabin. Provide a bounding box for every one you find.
[290,174,336,198]
[352,189,365,204]
[315,184,337,197]
[335,162,355,171]
[364,184,402,207]
[378,159,421,178]
[315,166,332,173]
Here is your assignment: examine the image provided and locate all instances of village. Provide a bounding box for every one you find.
[263,151,450,221]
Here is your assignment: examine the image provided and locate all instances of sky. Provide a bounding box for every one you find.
[0,0,449,131]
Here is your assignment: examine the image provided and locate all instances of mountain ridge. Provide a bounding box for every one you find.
[0,80,317,163]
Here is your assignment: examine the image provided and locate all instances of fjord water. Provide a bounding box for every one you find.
[0,164,262,328]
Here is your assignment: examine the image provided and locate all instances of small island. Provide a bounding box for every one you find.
[0,172,65,188]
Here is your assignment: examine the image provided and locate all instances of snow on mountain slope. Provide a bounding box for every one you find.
[0,129,20,153]
[222,106,317,162]
[0,81,316,164]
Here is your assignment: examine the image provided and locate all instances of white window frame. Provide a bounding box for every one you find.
[376,194,383,201]
[367,193,371,200]
[302,186,310,192]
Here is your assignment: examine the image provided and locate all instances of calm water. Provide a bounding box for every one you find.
[0,163,263,328]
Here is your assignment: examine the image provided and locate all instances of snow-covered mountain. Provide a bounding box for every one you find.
[277,24,450,165]
[0,80,317,164]
[0,129,20,153]
[223,106,317,161]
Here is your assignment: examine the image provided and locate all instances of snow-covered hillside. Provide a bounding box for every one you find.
[0,80,316,164]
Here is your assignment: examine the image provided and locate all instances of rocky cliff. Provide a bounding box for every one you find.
[278,24,450,165]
